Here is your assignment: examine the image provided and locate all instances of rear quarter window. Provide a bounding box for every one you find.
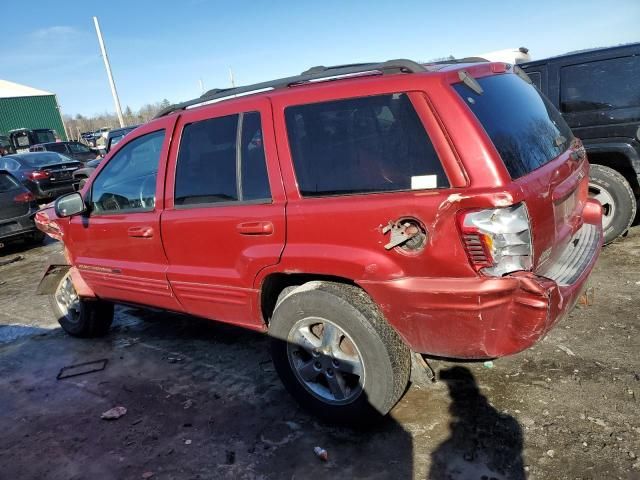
[454,73,573,179]
[285,93,449,197]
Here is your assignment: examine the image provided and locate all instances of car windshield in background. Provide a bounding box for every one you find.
[34,131,56,144]
[0,173,21,192]
[9,152,73,167]
[454,73,574,179]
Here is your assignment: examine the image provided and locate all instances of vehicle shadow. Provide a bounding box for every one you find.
[428,366,525,480]
[0,235,57,259]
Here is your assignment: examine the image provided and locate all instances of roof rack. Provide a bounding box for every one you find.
[155,59,426,118]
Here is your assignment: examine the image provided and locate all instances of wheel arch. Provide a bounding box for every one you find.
[585,142,640,196]
[259,272,358,325]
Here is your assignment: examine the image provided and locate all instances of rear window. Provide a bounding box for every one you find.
[0,173,20,192]
[285,93,448,197]
[454,73,573,179]
[11,152,71,167]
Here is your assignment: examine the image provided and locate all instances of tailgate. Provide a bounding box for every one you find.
[516,152,589,271]
[452,69,588,270]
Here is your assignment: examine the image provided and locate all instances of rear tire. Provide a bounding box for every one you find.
[49,272,113,337]
[589,164,637,244]
[269,281,411,425]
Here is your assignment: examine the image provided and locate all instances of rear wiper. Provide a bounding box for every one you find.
[458,70,483,95]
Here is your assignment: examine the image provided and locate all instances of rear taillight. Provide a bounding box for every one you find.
[27,170,50,181]
[13,191,35,203]
[458,203,533,277]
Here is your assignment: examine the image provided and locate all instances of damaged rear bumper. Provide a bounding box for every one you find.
[360,205,603,359]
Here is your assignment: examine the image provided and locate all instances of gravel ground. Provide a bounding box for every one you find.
[0,229,638,480]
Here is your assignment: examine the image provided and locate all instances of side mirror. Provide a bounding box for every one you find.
[54,192,86,218]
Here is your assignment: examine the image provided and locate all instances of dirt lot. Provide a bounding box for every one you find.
[0,230,638,480]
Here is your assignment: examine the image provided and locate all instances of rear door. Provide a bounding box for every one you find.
[161,97,285,329]
[66,117,182,311]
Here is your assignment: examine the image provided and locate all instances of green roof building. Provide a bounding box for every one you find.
[0,79,68,141]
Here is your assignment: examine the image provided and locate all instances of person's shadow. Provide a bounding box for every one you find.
[429,366,525,480]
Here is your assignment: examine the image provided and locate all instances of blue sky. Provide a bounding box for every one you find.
[3,0,638,116]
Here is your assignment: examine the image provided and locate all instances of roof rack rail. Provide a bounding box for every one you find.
[155,59,426,118]
[428,56,489,65]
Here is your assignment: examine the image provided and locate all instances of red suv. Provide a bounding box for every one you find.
[36,59,602,423]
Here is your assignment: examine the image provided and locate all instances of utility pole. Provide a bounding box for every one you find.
[229,67,236,88]
[199,78,205,95]
[93,16,125,127]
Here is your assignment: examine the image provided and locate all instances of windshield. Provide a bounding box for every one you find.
[454,73,574,179]
[34,130,56,144]
[7,152,74,167]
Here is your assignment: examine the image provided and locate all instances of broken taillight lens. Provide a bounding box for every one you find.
[458,203,533,277]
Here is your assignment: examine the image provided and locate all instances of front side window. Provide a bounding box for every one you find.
[91,130,165,213]
[174,112,271,206]
[560,56,640,113]
[285,93,448,197]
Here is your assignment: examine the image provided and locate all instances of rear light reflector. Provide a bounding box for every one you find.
[13,191,35,203]
[27,170,50,181]
[458,203,533,277]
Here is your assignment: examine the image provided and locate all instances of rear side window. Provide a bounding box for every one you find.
[174,112,271,206]
[68,142,91,154]
[0,173,20,192]
[455,73,574,179]
[560,56,640,113]
[285,93,448,197]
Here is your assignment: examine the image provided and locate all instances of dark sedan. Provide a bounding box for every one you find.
[0,170,43,248]
[29,141,99,163]
[0,152,82,201]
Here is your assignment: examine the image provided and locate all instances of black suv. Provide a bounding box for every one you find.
[521,43,640,244]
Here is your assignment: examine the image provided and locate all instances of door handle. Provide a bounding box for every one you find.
[127,226,154,238]
[236,221,273,235]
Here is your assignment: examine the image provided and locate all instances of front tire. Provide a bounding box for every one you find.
[589,164,637,244]
[49,271,114,337]
[269,281,411,424]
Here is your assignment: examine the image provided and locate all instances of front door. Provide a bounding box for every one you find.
[161,97,286,329]
[67,117,183,311]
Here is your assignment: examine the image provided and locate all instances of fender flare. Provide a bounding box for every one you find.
[583,140,640,178]
[36,254,96,298]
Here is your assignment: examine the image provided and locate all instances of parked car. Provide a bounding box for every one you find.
[8,128,58,153]
[29,141,99,163]
[521,43,640,244]
[0,135,15,156]
[105,125,139,153]
[0,152,82,201]
[72,158,102,190]
[0,170,44,248]
[35,59,602,423]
